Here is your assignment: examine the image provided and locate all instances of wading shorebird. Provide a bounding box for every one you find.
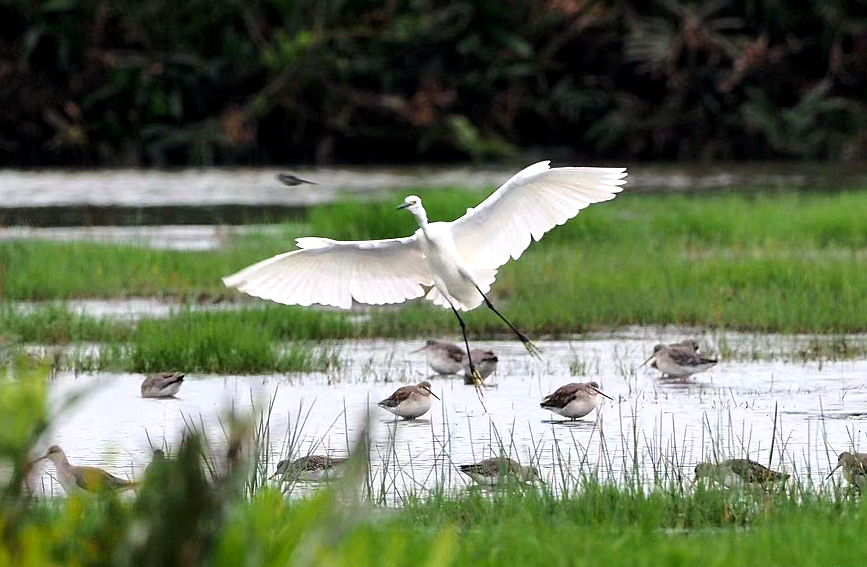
[223,162,626,385]
[412,339,468,375]
[693,459,789,487]
[642,342,717,379]
[378,380,440,420]
[277,173,316,186]
[39,445,136,494]
[826,451,867,491]
[140,372,185,398]
[459,457,541,486]
[540,381,612,420]
[269,455,348,482]
[412,340,498,384]
[462,349,498,385]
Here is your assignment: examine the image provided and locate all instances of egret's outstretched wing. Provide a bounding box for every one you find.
[223,236,433,309]
[449,161,627,269]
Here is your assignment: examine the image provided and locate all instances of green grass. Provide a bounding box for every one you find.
[4,189,867,335]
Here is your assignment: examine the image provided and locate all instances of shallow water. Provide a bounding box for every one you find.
[32,334,867,499]
[5,162,867,228]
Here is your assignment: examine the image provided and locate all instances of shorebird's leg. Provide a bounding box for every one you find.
[472,284,541,358]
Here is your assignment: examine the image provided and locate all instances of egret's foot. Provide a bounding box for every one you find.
[520,335,542,359]
[467,366,488,411]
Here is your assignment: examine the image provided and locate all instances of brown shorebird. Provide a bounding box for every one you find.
[269,455,348,482]
[459,457,541,486]
[39,445,136,494]
[693,459,789,487]
[140,372,185,398]
[643,341,717,379]
[377,381,440,420]
[276,173,316,186]
[412,340,467,375]
[540,381,612,420]
[412,340,498,384]
[826,451,867,491]
[462,349,498,385]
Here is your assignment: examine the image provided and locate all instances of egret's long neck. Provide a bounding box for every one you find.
[413,207,430,233]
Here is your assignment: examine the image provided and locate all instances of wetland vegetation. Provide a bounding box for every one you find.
[4,187,867,372]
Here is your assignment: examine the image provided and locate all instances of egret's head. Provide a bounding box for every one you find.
[397,195,425,217]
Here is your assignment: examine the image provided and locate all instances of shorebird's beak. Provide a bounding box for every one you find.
[639,354,655,368]
[689,476,698,487]
[396,202,411,210]
[425,387,440,400]
[408,345,428,354]
[825,462,843,480]
[593,387,613,401]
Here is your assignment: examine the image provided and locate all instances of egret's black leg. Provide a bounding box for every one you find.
[472,285,542,358]
[448,304,487,404]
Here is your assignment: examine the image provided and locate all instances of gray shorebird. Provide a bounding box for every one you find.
[378,380,440,420]
[39,445,136,494]
[540,381,612,420]
[643,342,717,379]
[693,459,789,487]
[462,349,498,385]
[459,457,541,486]
[269,455,348,482]
[412,340,467,375]
[276,173,316,186]
[140,372,185,398]
[826,451,867,491]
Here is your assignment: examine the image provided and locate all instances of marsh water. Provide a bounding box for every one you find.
[9,164,867,497]
[32,333,867,499]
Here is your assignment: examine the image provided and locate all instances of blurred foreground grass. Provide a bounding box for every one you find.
[4,358,867,566]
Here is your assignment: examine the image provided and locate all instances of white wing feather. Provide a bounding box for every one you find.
[222,235,433,309]
[448,161,627,269]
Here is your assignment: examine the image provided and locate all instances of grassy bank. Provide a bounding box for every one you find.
[4,188,867,336]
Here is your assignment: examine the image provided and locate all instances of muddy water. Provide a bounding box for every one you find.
[32,334,867,499]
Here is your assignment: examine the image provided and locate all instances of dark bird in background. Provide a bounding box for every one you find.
[277,173,316,186]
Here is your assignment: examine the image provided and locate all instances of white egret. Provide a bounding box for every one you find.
[223,161,627,381]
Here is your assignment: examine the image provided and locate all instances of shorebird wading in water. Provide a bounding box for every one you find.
[378,380,440,420]
[269,455,348,482]
[693,459,789,488]
[140,372,185,398]
[222,162,627,385]
[826,451,867,491]
[38,445,136,494]
[642,342,717,380]
[540,381,612,420]
[412,340,498,384]
[459,457,541,486]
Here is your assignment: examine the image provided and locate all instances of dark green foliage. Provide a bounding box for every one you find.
[3,1,867,165]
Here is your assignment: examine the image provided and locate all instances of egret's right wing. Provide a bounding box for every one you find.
[222,235,433,309]
[449,161,627,269]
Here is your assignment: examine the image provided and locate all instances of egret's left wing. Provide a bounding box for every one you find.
[222,235,433,309]
[448,161,627,269]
